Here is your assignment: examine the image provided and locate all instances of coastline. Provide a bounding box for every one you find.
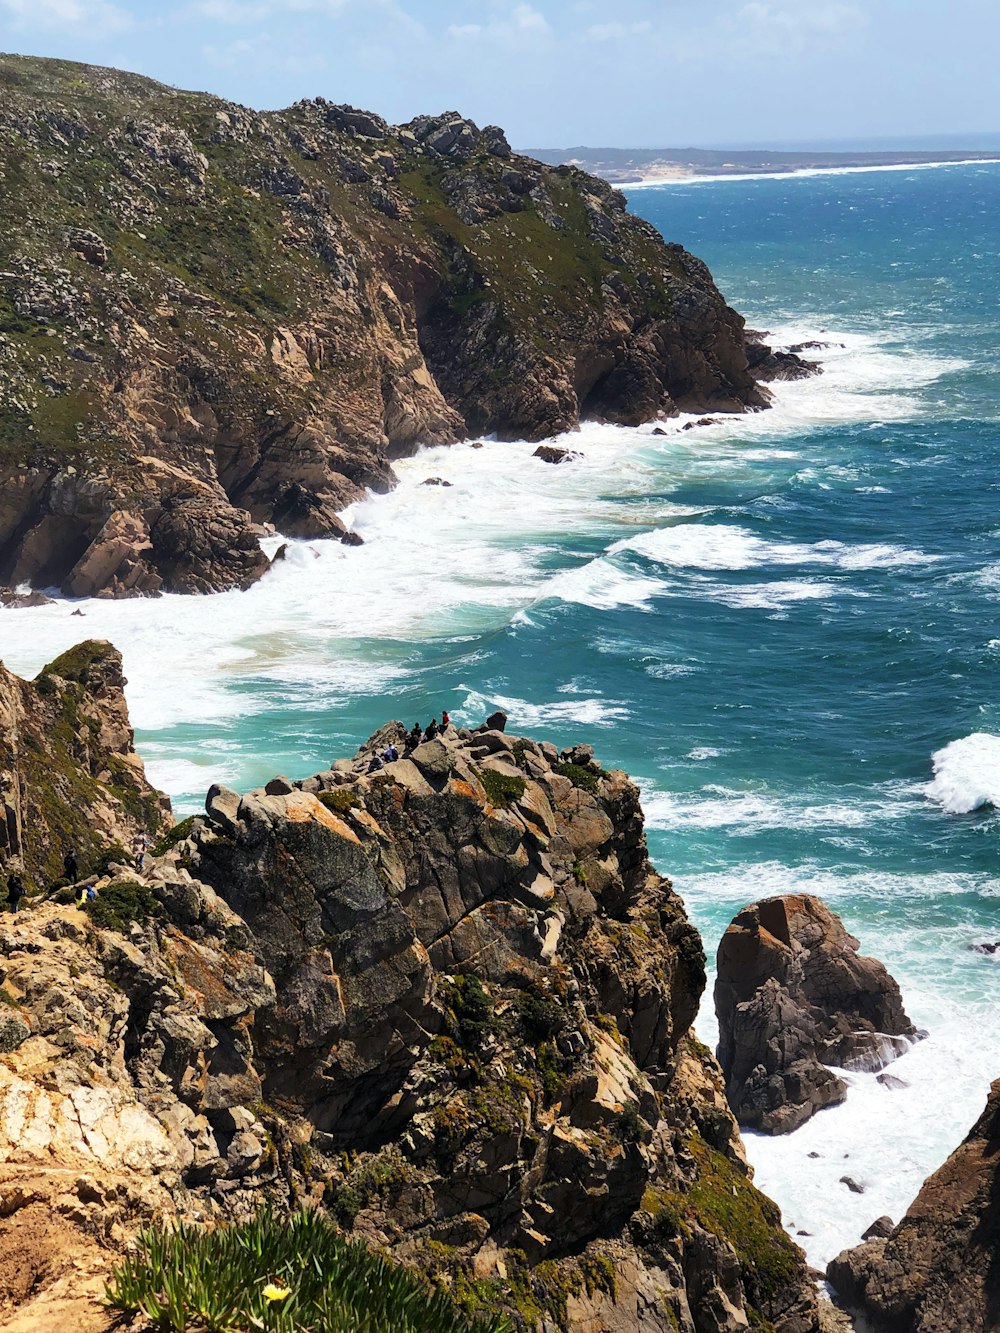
[618,155,1000,188]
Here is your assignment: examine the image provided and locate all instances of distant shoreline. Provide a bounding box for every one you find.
[523,145,1000,185]
[619,157,1000,188]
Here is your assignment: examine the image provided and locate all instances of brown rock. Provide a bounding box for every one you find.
[715,895,919,1133]
[828,1078,1000,1331]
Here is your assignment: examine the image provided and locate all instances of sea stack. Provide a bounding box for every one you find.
[715,894,919,1133]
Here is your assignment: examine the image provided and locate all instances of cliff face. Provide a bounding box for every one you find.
[0,654,825,1333]
[0,639,168,886]
[828,1079,1000,1332]
[0,54,791,599]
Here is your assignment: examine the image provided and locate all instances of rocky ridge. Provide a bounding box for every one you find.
[0,639,168,887]
[715,896,918,1134]
[828,1078,1000,1331]
[0,54,807,599]
[0,647,829,1332]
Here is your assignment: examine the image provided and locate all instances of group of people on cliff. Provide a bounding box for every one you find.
[366,711,452,772]
[5,829,151,912]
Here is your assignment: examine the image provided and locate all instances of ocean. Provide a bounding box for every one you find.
[2,160,999,1272]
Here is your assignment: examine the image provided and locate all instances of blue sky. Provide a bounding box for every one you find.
[1,0,997,148]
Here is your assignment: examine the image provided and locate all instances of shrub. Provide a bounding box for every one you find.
[87,880,161,934]
[107,1208,511,1332]
[91,843,132,877]
[152,815,197,858]
[553,762,601,794]
[319,789,359,813]
[476,767,525,808]
[442,974,494,1051]
[516,988,565,1041]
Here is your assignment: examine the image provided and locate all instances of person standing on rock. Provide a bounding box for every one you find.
[63,849,79,883]
[133,831,148,872]
[6,869,26,913]
[441,710,451,731]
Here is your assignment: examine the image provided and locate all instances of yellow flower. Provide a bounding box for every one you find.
[262,1283,292,1302]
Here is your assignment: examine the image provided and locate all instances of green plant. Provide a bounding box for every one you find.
[319,789,359,813]
[515,988,565,1041]
[107,1208,511,1332]
[152,816,197,857]
[91,843,132,877]
[553,762,602,794]
[475,768,525,808]
[441,974,495,1051]
[87,880,162,934]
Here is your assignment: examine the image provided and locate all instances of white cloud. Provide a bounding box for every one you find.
[584,19,652,41]
[734,1,867,53]
[0,0,131,29]
[194,0,348,20]
[448,2,550,44]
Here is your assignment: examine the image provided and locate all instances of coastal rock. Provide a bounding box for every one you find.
[533,445,581,463]
[828,1078,1000,1331]
[715,895,918,1133]
[0,644,827,1331]
[0,53,813,598]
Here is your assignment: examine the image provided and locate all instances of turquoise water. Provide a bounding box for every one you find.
[3,161,999,1264]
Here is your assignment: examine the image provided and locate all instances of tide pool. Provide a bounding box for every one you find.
[2,160,999,1269]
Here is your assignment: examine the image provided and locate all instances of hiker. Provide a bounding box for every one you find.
[407,723,423,751]
[441,710,451,731]
[63,849,79,883]
[132,831,148,872]
[6,871,25,913]
[367,752,384,773]
[77,883,96,907]
[424,718,439,742]
[383,742,399,764]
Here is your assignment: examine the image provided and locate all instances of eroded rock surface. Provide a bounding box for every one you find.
[0,54,811,598]
[0,649,828,1331]
[715,895,918,1134]
[828,1077,1000,1332]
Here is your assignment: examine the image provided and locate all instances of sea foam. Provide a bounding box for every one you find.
[925,733,1000,814]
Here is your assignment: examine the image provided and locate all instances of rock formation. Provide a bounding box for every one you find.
[0,639,168,886]
[0,54,810,598]
[828,1078,1000,1331]
[715,895,919,1134]
[0,650,828,1332]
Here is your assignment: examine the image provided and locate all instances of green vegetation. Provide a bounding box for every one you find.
[319,788,360,814]
[91,843,133,877]
[327,1146,415,1229]
[152,816,198,858]
[515,987,565,1042]
[440,973,495,1051]
[107,1208,511,1332]
[643,1131,802,1330]
[553,762,603,795]
[87,879,161,934]
[475,768,525,809]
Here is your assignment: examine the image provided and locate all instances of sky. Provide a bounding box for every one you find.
[0,0,997,149]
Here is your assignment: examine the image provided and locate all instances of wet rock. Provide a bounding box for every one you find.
[341,530,364,546]
[861,1216,894,1241]
[840,1176,865,1194]
[715,895,919,1134]
[877,1071,908,1090]
[828,1078,1000,1332]
[421,476,453,486]
[533,445,581,463]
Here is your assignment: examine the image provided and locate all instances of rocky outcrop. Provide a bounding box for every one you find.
[0,639,168,886]
[0,54,809,598]
[0,649,827,1332]
[715,895,918,1134]
[828,1078,1000,1332]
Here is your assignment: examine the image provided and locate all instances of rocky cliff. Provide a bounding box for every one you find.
[0,639,168,887]
[0,650,829,1333]
[0,54,802,599]
[715,896,918,1135]
[828,1078,1000,1331]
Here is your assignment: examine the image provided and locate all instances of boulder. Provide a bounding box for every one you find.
[715,895,919,1133]
[828,1078,1000,1331]
[533,445,581,464]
